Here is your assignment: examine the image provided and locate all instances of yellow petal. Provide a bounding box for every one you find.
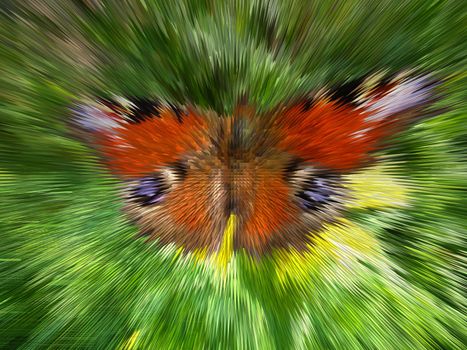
[344,163,409,209]
[215,213,236,270]
[274,219,385,285]
[120,330,140,350]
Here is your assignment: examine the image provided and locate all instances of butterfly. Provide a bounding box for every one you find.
[72,71,438,257]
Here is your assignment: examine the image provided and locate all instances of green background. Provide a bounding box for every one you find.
[0,1,465,348]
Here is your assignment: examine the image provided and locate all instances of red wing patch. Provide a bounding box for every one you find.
[96,108,209,178]
[275,75,437,171]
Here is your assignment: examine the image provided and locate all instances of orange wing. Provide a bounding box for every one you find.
[275,74,438,171]
[100,109,209,177]
[74,100,210,178]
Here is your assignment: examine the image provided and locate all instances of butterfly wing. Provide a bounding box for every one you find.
[275,73,439,172]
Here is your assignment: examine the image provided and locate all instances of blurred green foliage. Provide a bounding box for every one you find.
[0,1,465,348]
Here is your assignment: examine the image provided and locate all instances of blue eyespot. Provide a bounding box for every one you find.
[132,176,167,206]
[297,177,336,210]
